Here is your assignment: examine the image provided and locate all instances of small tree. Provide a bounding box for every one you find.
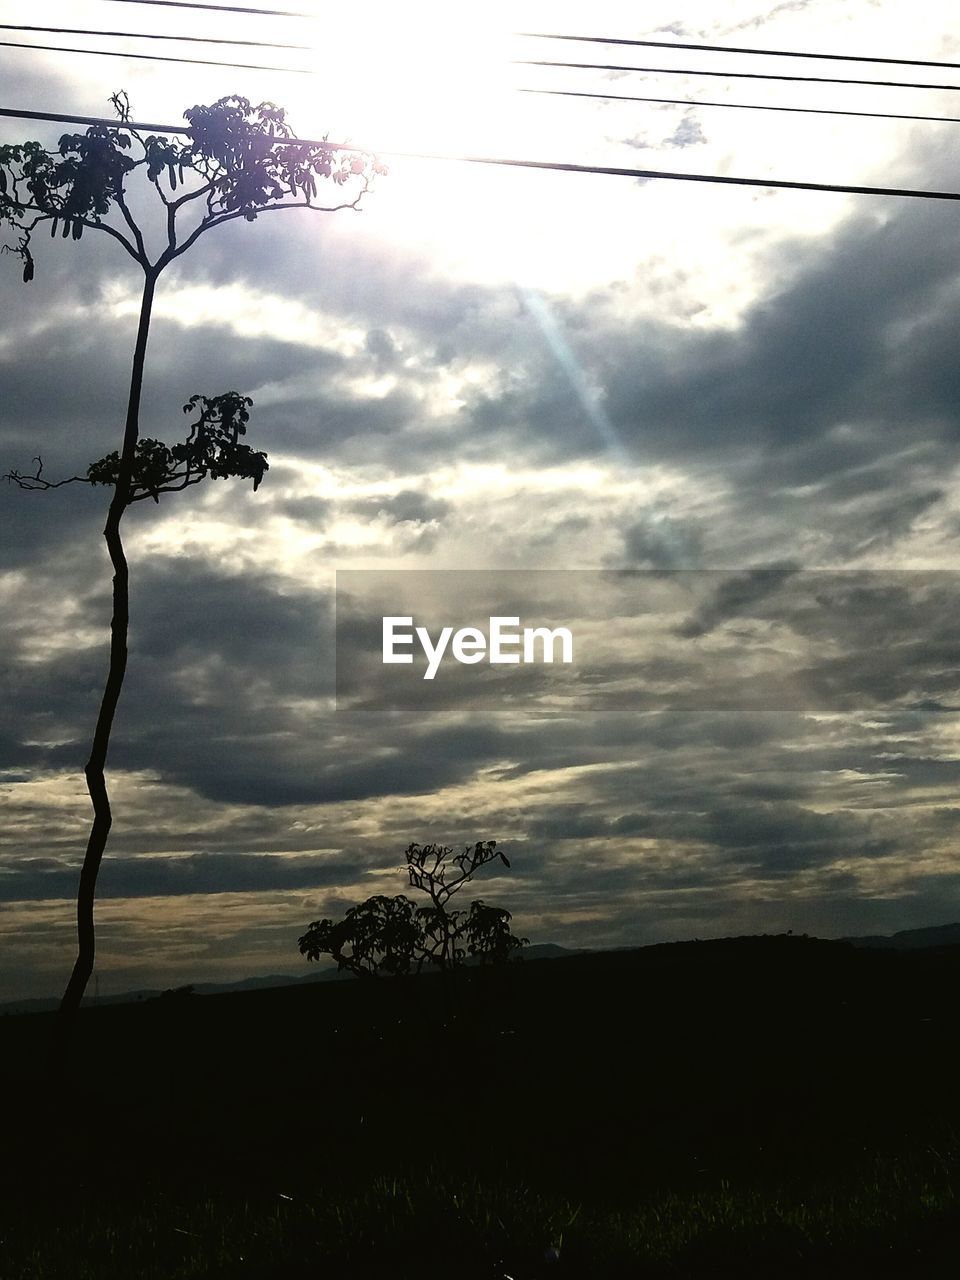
[298,840,528,977]
[1,92,383,1055]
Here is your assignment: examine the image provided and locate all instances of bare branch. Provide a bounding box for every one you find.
[113,191,147,263]
[161,192,368,266]
[150,174,171,209]
[3,457,88,492]
[127,471,204,502]
[169,180,218,213]
[108,91,133,125]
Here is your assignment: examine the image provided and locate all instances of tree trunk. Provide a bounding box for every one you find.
[53,268,158,1065]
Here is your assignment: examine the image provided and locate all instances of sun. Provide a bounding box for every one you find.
[286,3,522,157]
[265,4,596,288]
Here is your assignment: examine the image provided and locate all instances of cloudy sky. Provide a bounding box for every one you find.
[3,0,960,1001]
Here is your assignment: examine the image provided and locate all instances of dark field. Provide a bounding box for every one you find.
[4,935,960,1277]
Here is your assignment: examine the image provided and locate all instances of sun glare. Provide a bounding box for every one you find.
[288,4,521,157]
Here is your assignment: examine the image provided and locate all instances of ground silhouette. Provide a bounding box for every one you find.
[4,931,960,1276]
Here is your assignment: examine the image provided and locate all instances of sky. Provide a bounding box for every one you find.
[3,1,960,1000]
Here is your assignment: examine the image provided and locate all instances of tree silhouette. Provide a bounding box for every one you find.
[406,839,524,970]
[298,840,528,978]
[0,92,383,1058]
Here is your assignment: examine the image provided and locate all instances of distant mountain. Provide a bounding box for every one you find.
[0,968,340,1015]
[0,943,582,1015]
[14,930,960,1014]
[0,989,159,1016]
[842,922,960,950]
[191,969,347,995]
[517,943,582,961]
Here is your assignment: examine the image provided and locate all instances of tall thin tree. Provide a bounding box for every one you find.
[1,93,383,1057]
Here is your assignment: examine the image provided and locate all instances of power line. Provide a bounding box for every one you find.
[4,32,957,132]
[0,105,242,133]
[14,21,958,87]
[6,77,957,139]
[98,0,312,15]
[0,23,308,51]
[522,87,960,128]
[448,155,960,203]
[0,105,352,146]
[518,59,960,94]
[0,38,309,73]
[10,28,960,97]
[2,105,959,204]
[75,5,960,83]
[518,30,960,73]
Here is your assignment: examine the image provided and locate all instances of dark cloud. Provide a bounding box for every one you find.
[665,117,706,149]
[349,489,450,524]
[365,327,398,369]
[0,479,104,569]
[275,494,332,525]
[620,514,703,568]
[675,567,799,637]
[433,191,960,507]
[0,850,366,903]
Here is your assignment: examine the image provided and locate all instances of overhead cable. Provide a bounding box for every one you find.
[1,105,958,203]
[517,30,960,73]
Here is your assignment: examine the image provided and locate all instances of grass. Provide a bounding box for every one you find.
[5,1149,960,1278]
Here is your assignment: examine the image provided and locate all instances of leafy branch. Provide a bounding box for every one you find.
[4,392,267,504]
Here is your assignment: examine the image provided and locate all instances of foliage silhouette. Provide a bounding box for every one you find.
[8,392,267,502]
[299,840,528,978]
[0,90,383,1059]
[299,895,423,979]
